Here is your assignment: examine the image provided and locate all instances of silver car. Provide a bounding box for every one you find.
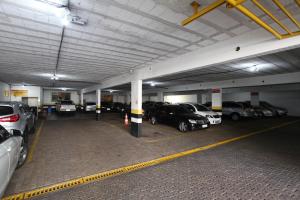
[222,101,256,121]
[84,102,96,112]
[0,125,26,198]
[56,100,76,113]
[0,102,36,137]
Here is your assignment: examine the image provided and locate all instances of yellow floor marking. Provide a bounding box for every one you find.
[26,120,45,163]
[2,119,299,200]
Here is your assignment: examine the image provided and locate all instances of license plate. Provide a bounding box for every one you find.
[202,124,208,128]
[66,109,70,111]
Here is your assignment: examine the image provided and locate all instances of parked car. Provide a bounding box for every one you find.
[222,101,256,121]
[180,103,222,125]
[112,102,125,113]
[0,125,27,198]
[259,101,287,116]
[84,102,96,112]
[149,104,210,132]
[0,101,36,137]
[243,101,273,117]
[56,100,76,113]
[101,102,113,112]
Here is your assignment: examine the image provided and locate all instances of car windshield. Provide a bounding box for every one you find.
[194,104,210,111]
[0,106,14,116]
[86,102,95,105]
[61,101,74,105]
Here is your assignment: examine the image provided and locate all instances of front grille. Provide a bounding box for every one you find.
[196,120,204,124]
[213,115,220,118]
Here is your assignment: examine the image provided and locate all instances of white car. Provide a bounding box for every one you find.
[0,125,27,198]
[180,103,222,125]
[56,100,76,113]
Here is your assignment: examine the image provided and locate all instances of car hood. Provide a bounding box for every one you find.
[179,113,207,120]
[195,111,218,116]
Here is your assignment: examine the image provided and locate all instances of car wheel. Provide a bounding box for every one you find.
[150,116,157,125]
[178,121,188,132]
[17,137,28,168]
[231,113,240,121]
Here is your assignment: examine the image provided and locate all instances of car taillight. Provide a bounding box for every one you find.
[0,114,20,122]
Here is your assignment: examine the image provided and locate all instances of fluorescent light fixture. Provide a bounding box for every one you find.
[249,65,259,72]
[62,16,70,26]
[61,88,67,91]
[150,82,156,87]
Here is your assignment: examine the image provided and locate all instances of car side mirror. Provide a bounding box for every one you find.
[10,129,22,137]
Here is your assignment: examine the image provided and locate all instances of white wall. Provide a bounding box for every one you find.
[223,91,300,116]
[83,92,96,103]
[10,86,42,106]
[43,89,80,105]
[0,81,10,101]
[164,94,197,104]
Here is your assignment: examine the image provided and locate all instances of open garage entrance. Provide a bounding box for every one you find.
[0,0,300,199]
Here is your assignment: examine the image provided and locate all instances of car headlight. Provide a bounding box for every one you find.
[188,119,197,124]
[206,115,213,118]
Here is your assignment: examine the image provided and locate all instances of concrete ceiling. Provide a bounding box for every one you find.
[0,0,299,89]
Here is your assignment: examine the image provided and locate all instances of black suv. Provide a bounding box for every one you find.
[149,105,210,132]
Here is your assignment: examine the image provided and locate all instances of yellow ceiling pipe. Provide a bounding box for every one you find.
[234,4,282,39]
[252,0,292,35]
[181,0,226,26]
[272,0,300,29]
[181,0,300,40]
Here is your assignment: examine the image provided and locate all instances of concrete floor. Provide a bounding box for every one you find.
[4,112,300,198]
[31,120,300,200]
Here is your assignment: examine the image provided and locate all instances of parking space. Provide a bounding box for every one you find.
[4,113,299,197]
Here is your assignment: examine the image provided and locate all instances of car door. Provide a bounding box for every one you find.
[19,105,32,131]
[0,127,11,197]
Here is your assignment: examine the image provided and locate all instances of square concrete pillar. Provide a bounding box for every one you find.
[250,92,259,106]
[96,89,101,120]
[157,91,164,102]
[80,90,84,106]
[211,88,222,112]
[131,79,142,137]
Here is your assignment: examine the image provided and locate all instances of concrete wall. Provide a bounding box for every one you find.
[223,91,300,116]
[164,94,197,104]
[83,92,96,103]
[10,86,42,106]
[43,89,80,105]
[0,81,10,101]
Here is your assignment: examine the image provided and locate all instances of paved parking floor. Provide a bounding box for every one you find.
[4,113,300,197]
[32,118,300,200]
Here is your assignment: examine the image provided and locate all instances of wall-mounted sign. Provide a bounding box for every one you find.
[11,90,28,97]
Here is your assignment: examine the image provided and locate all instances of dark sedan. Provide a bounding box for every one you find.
[149,104,210,132]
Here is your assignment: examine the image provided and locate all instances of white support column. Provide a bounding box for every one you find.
[80,90,84,106]
[157,91,164,102]
[211,88,222,113]
[250,92,260,106]
[131,79,142,137]
[96,89,101,120]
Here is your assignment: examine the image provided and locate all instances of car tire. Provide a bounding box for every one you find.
[178,121,188,132]
[231,113,240,121]
[150,116,157,125]
[17,135,28,168]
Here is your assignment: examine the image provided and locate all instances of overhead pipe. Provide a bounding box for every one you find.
[181,0,226,26]
[272,0,300,29]
[252,0,292,35]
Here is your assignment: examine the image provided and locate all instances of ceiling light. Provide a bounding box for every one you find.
[249,65,260,72]
[62,17,70,26]
[61,88,67,91]
[150,82,156,87]
[51,75,59,80]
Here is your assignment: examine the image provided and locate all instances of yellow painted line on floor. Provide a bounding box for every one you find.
[26,120,45,163]
[2,119,299,200]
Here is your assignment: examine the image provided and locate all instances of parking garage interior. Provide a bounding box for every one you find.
[0,0,300,199]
